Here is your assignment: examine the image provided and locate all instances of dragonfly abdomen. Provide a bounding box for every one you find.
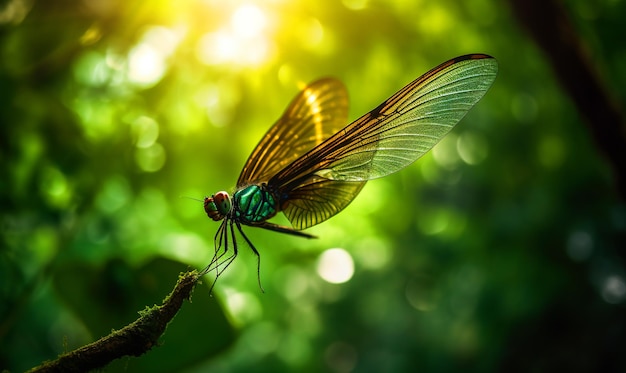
[233,184,278,223]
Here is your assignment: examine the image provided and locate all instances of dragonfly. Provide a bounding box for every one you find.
[200,54,498,291]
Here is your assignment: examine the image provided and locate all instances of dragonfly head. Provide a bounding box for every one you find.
[204,191,231,221]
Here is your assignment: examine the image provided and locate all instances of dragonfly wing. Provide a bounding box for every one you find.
[323,55,498,181]
[273,54,498,187]
[272,54,497,229]
[236,78,349,186]
[281,176,366,230]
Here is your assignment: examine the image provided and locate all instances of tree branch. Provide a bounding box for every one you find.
[508,0,626,199]
[27,270,200,373]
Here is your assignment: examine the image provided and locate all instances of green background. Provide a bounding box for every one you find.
[2,0,625,372]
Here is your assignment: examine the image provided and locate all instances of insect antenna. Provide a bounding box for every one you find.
[179,195,204,202]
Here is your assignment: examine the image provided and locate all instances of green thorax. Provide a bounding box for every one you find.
[233,184,278,223]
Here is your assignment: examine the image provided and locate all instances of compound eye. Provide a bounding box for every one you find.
[213,191,231,214]
[204,191,231,221]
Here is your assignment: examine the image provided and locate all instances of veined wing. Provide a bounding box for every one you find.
[281,176,366,230]
[236,78,350,186]
[273,54,498,229]
[272,54,498,187]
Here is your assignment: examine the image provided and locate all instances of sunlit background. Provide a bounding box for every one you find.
[2,0,626,372]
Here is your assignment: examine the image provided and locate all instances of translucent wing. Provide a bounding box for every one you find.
[273,54,498,229]
[282,177,366,230]
[236,78,351,186]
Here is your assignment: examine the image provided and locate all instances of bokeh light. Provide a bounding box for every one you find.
[197,3,273,67]
[317,248,354,284]
[457,131,489,165]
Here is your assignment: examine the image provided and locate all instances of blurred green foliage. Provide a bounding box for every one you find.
[2,0,626,372]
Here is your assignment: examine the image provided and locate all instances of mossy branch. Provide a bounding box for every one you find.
[27,271,200,373]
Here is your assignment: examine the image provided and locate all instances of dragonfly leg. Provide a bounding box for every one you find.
[200,220,227,276]
[205,220,240,294]
[202,220,234,294]
[236,220,265,293]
